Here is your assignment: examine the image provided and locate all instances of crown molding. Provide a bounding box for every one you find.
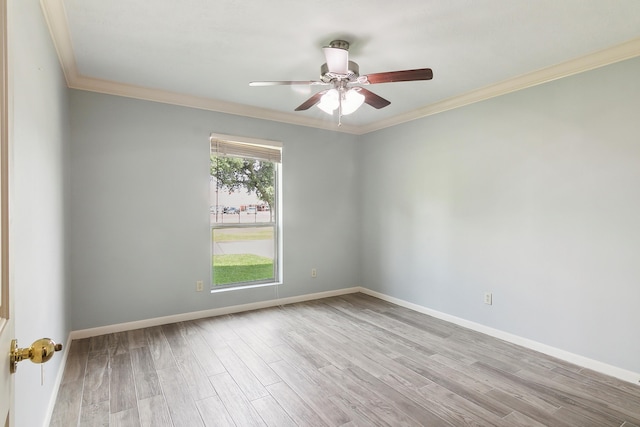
[359,36,640,134]
[41,0,640,136]
[39,0,361,134]
[69,74,362,134]
[40,0,79,83]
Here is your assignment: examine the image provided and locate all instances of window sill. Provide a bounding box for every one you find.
[210,281,282,294]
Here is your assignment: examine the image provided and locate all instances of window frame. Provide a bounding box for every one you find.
[209,133,282,290]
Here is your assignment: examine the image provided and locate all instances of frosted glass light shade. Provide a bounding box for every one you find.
[318,89,339,114]
[341,89,365,115]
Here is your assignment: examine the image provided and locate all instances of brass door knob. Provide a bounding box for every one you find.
[10,338,63,374]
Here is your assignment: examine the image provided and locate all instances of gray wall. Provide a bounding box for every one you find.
[69,91,360,330]
[11,0,70,425]
[360,57,640,374]
[14,2,640,424]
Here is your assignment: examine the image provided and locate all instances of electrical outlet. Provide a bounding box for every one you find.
[196,280,204,292]
[484,292,492,305]
[311,268,317,278]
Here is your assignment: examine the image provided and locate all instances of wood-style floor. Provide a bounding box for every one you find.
[50,293,640,426]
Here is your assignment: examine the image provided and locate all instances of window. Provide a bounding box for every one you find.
[210,134,281,289]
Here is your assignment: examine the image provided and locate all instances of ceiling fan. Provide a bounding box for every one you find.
[250,40,433,124]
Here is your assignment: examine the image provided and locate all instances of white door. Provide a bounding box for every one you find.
[0,0,13,425]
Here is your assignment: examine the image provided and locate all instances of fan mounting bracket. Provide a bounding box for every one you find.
[328,40,350,50]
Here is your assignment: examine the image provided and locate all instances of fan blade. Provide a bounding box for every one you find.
[294,90,328,111]
[322,47,349,74]
[363,68,433,84]
[357,88,391,109]
[249,80,325,86]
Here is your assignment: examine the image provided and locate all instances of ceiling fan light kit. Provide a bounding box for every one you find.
[250,39,433,124]
[317,89,339,114]
[341,89,365,115]
[317,87,366,116]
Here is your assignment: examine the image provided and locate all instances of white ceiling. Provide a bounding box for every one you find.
[42,0,640,134]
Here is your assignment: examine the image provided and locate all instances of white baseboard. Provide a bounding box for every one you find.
[60,285,639,389]
[43,331,73,427]
[359,287,640,386]
[45,287,361,426]
[45,284,639,426]
[69,287,362,340]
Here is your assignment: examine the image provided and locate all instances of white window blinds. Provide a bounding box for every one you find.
[210,134,282,163]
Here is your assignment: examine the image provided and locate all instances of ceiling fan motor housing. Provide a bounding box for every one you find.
[321,61,360,83]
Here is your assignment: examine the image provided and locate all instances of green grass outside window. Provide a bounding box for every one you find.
[212,253,274,285]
